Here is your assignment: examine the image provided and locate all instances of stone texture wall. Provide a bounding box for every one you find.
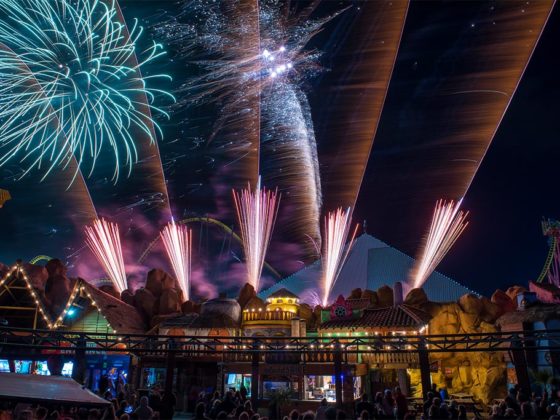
[406,289,514,404]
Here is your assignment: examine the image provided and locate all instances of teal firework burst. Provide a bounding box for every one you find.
[0,0,174,181]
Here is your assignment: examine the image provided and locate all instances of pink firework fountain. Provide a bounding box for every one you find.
[233,177,280,292]
[321,207,358,307]
[411,199,469,289]
[85,219,127,293]
[160,220,192,302]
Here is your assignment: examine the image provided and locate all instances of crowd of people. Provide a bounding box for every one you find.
[3,382,560,419]
[488,384,560,420]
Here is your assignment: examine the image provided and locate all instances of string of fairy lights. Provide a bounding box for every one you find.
[0,263,115,332]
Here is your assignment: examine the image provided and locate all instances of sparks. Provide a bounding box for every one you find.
[154,1,346,257]
[85,219,127,293]
[321,207,358,307]
[0,0,173,182]
[411,199,469,289]
[233,177,280,292]
[160,220,192,302]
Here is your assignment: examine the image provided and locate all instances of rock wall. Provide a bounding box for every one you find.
[406,289,516,404]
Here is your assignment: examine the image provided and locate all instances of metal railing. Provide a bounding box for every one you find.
[1,326,559,358]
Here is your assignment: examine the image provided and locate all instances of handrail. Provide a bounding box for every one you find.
[1,326,560,355]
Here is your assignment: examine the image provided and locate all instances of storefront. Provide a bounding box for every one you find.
[303,375,362,402]
[86,354,130,394]
[0,359,74,376]
[224,373,252,395]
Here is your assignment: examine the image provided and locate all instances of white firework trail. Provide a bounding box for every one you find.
[233,176,280,292]
[160,220,192,302]
[411,199,469,289]
[321,207,358,307]
[85,218,127,293]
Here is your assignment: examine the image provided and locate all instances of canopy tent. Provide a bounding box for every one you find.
[0,373,110,407]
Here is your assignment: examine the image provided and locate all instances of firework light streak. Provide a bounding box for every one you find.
[411,199,469,289]
[233,177,280,292]
[0,0,173,182]
[85,219,127,293]
[154,0,346,256]
[321,207,358,307]
[160,221,192,302]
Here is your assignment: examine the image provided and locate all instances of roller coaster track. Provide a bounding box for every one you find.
[537,236,557,283]
[537,219,560,284]
[138,217,282,280]
[29,255,53,264]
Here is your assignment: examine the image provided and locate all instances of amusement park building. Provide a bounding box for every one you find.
[259,234,478,303]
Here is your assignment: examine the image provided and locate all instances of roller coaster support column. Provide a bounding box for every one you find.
[334,340,343,408]
[418,339,432,400]
[251,342,260,409]
[165,339,176,395]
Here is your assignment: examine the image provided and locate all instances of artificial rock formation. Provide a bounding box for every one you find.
[44,259,75,315]
[406,291,510,404]
[237,283,257,310]
[377,285,394,307]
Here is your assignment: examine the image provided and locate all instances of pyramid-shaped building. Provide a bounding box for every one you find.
[259,234,478,304]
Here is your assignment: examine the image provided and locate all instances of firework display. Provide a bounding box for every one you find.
[160,220,192,302]
[233,177,280,292]
[356,0,555,252]
[321,207,358,307]
[0,0,554,307]
[85,218,127,293]
[154,0,345,258]
[0,0,173,181]
[411,199,469,289]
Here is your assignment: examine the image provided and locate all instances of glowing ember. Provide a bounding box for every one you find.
[160,220,192,302]
[411,199,469,289]
[321,207,358,307]
[85,219,127,293]
[233,177,280,292]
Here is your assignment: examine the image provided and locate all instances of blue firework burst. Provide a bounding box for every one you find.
[0,0,174,181]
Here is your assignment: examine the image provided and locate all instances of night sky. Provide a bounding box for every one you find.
[437,3,560,296]
[0,0,558,298]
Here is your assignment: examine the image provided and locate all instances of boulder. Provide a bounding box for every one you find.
[348,288,362,299]
[161,271,178,291]
[505,286,527,307]
[479,297,503,323]
[377,285,394,307]
[181,300,201,314]
[22,263,48,290]
[429,303,461,335]
[491,289,516,313]
[134,288,156,320]
[404,288,428,307]
[159,289,181,315]
[121,289,135,306]
[237,283,256,309]
[361,289,379,306]
[44,274,73,312]
[45,259,67,278]
[458,293,484,315]
[145,269,168,298]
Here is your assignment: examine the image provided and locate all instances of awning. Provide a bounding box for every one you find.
[0,373,110,407]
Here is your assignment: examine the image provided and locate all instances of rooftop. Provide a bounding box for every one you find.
[320,304,431,330]
[268,288,299,300]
